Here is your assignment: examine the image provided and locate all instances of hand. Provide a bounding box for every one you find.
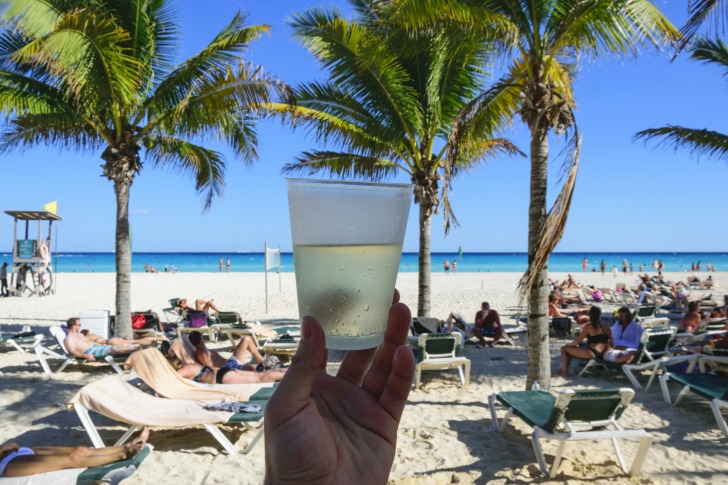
[264,292,414,484]
[0,441,19,458]
[84,353,96,362]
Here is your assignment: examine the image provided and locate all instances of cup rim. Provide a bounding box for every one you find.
[286,177,411,190]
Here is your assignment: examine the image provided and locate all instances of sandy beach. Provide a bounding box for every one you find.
[1,270,727,484]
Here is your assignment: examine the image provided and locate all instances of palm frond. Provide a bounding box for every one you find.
[690,37,728,75]
[0,112,104,152]
[675,0,724,56]
[281,150,402,180]
[635,125,728,162]
[145,13,269,116]
[142,134,225,212]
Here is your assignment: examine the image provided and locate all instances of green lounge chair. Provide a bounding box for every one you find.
[412,333,470,389]
[0,331,43,353]
[578,327,676,389]
[0,444,153,484]
[659,354,728,437]
[488,387,652,478]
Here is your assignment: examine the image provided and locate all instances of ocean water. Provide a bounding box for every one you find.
[1,251,724,273]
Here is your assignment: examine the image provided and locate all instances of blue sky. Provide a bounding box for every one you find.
[1,1,726,253]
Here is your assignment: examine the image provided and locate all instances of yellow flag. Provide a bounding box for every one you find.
[43,201,58,214]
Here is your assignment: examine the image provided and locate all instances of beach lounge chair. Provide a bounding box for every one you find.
[488,387,652,478]
[79,310,111,339]
[659,354,728,437]
[0,444,153,485]
[632,304,670,328]
[33,326,125,375]
[131,310,164,338]
[412,333,470,389]
[125,347,276,402]
[70,375,270,454]
[578,327,677,389]
[0,328,43,353]
[213,312,283,350]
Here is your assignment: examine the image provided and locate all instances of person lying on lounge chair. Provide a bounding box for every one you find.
[0,428,149,478]
[80,329,166,347]
[63,318,142,362]
[176,360,285,384]
[176,298,219,315]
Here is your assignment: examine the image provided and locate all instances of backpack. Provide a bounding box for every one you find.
[188,311,208,328]
[131,313,147,329]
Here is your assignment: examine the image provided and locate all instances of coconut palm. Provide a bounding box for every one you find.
[0,0,291,337]
[268,1,521,317]
[637,38,728,161]
[387,0,679,388]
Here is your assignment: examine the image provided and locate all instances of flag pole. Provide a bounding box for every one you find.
[264,240,269,313]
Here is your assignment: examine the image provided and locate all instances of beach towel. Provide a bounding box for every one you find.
[69,375,234,427]
[126,348,273,402]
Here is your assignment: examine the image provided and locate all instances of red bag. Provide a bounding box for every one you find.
[132,313,147,329]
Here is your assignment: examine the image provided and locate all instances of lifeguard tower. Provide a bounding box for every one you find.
[4,210,61,296]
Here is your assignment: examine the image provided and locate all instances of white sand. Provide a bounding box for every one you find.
[1,271,727,484]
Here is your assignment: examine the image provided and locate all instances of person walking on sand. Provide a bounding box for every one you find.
[622,259,628,274]
[443,259,450,274]
[219,257,223,273]
[226,258,230,273]
[582,257,588,272]
[0,262,8,297]
[600,260,606,275]
[452,259,457,274]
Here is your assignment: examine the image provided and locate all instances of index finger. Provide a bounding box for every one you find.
[361,301,411,398]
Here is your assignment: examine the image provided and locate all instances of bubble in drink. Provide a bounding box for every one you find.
[294,243,402,349]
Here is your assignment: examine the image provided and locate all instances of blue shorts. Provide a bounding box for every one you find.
[223,356,246,371]
[85,344,113,358]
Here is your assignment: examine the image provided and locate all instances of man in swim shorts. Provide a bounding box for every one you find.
[63,318,142,362]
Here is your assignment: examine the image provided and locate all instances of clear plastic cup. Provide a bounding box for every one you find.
[287,178,411,350]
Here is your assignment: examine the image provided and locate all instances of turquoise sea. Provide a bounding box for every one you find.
[2,251,724,274]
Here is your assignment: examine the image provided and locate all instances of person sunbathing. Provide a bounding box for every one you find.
[80,329,166,347]
[63,318,142,361]
[549,293,589,325]
[176,298,220,315]
[174,330,286,384]
[679,302,703,333]
[0,428,149,478]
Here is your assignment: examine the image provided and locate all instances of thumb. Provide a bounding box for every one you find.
[267,316,327,413]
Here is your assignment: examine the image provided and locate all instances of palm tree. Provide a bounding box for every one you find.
[387,0,679,388]
[0,0,291,337]
[637,38,728,161]
[267,1,521,317]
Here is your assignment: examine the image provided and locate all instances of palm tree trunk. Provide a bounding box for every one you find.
[114,180,133,339]
[417,200,431,317]
[526,125,550,390]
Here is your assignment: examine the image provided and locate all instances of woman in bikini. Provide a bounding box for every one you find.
[176,361,285,384]
[558,306,613,377]
[0,428,149,478]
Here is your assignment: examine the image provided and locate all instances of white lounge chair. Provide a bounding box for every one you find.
[412,333,470,389]
[33,325,124,375]
[70,375,270,454]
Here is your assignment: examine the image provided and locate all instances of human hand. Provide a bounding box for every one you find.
[264,291,414,484]
[0,441,19,458]
[83,353,96,362]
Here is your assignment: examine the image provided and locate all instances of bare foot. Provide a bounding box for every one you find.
[123,427,150,457]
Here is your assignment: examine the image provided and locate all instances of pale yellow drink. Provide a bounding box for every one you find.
[294,243,402,349]
[287,178,411,350]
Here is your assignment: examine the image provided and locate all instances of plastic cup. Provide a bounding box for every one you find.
[287,178,411,350]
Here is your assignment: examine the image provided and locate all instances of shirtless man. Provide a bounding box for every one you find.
[474,302,503,348]
[80,328,165,347]
[176,330,286,384]
[63,318,141,361]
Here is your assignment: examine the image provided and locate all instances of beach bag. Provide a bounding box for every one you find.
[131,313,147,329]
[188,311,208,328]
[591,290,603,302]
